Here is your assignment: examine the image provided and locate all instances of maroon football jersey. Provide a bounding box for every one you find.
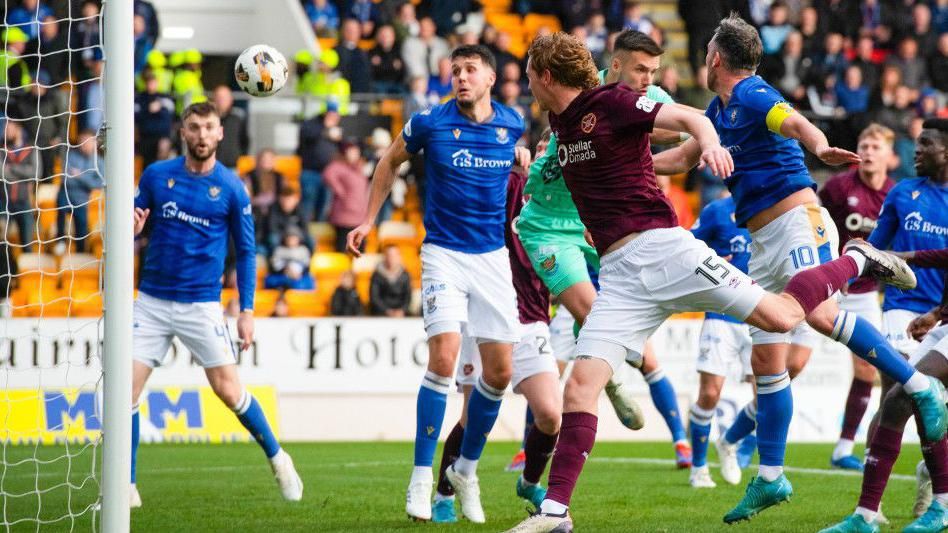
[818,168,895,293]
[506,170,550,325]
[548,83,676,255]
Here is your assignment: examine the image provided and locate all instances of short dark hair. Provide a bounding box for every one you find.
[711,13,763,72]
[922,118,948,139]
[450,44,496,71]
[181,101,219,122]
[613,30,664,56]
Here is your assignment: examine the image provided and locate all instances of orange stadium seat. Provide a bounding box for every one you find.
[311,252,351,278]
[284,289,326,317]
[523,13,562,35]
[60,253,99,294]
[378,220,418,248]
[71,292,103,317]
[353,253,382,304]
[253,289,281,317]
[16,253,58,293]
[235,155,302,186]
[309,222,337,253]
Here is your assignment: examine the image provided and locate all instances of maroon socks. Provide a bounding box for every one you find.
[523,426,559,485]
[545,412,598,507]
[784,255,859,315]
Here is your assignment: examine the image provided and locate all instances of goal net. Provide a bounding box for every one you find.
[1,1,133,530]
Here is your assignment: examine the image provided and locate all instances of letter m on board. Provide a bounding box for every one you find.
[147,390,203,429]
[44,391,101,431]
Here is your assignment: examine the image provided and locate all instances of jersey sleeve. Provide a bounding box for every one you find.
[612,85,663,134]
[867,187,899,249]
[402,108,434,154]
[691,203,717,243]
[228,182,257,312]
[134,166,153,210]
[741,83,796,136]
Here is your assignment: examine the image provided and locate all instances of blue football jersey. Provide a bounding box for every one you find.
[706,76,815,226]
[868,177,948,314]
[402,99,525,253]
[135,157,256,310]
[691,196,752,323]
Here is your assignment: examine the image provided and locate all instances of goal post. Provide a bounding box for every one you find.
[101,0,134,530]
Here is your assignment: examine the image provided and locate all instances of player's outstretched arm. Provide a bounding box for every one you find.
[779,113,860,166]
[651,102,705,145]
[654,105,733,178]
[346,133,411,257]
[652,137,702,175]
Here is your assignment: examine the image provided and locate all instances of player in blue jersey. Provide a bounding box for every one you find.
[346,45,531,523]
[653,15,948,523]
[687,194,755,488]
[130,103,302,508]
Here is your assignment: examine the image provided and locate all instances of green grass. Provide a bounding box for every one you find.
[0,441,929,532]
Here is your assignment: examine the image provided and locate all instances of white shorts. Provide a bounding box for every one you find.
[697,317,753,377]
[910,323,948,365]
[748,204,839,345]
[456,321,558,393]
[421,243,520,343]
[576,227,766,374]
[549,306,576,363]
[839,291,883,330]
[133,292,236,368]
[883,309,922,356]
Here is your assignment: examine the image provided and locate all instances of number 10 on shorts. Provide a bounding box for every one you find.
[789,246,816,269]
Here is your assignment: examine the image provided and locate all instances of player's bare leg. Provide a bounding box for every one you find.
[446,341,513,524]
[559,281,643,430]
[690,371,724,488]
[128,361,154,508]
[205,364,302,501]
[516,372,563,510]
[640,343,689,466]
[408,330,461,521]
[820,352,948,532]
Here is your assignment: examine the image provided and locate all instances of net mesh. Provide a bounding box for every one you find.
[1,1,106,530]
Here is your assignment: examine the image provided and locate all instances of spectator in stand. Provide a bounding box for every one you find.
[489,31,519,78]
[0,27,31,112]
[297,107,342,221]
[936,0,948,34]
[682,64,715,110]
[29,16,69,83]
[875,85,917,178]
[366,127,404,223]
[329,270,364,316]
[313,49,351,115]
[305,0,340,38]
[812,32,848,84]
[499,61,528,95]
[135,72,175,167]
[622,2,654,35]
[913,4,938,57]
[428,57,453,99]
[798,7,823,60]
[586,12,609,65]
[402,17,449,80]
[369,25,405,94]
[28,70,69,180]
[244,148,285,221]
[264,226,315,291]
[886,36,929,94]
[678,0,730,72]
[817,0,860,39]
[403,76,437,118]
[55,129,102,254]
[294,49,318,96]
[347,0,379,38]
[271,292,291,317]
[393,1,419,43]
[656,174,694,229]
[427,0,474,37]
[558,0,591,33]
[917,90,944,120]
[135,0,160,48]
[658,66,682,102]
[760,1,793,55]
[499,80,529,127]
[1,120,38,251]
[70,1,101,80]
[836,64,870,115]
[851,36,882,95]
[265,184,311,255]
[330,271,363,316]
[930,33,948,93]
[8,0,54,42]
[322,141,369,252]
[761,31,809,104]
[869,64,902,112]
[335,18,372,94]
[212,85,249,170]
[0,240,17,318]
[172,49,206,117]
[134,14,153,74]
[859,0,883,34]
[370,245,411,317]
[81,49,105,132]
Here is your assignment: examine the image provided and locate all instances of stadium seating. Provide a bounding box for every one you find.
[309,222,337,253]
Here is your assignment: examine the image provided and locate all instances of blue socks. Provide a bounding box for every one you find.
[415,371,451,467]
[234,390,281,459]
[131,404,140,483]
[645,369,687,443]
[756,372,792,480]
[522,406,534,449]
[831,311,915,385]
[725,401,757,445]
[689,404,714,468]
[455,377,505,476]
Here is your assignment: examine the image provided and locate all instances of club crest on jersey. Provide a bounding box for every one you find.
[581,113,596,133]
[495,127,509,143]
[452,128,461,139]
[847,196,859,206]
[208,186,221,200]
[730,109,738,124]
[167,178,175,189]
[426,295,437,314]
[913,190,921,200]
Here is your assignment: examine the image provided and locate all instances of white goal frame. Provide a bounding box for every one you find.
[100,0,134,531]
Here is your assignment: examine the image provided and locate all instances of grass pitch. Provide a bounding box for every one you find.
[1,441,927,532]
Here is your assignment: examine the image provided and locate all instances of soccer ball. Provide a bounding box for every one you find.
[234,45,288,97]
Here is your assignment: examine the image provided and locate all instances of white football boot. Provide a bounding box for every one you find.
[270,449,304,501]
[445,463,486,523]
[690,465,717,488]
[716,436,742,485]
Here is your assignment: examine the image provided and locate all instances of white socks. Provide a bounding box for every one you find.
[758,464,783,482]
[540,499,568,515]
[833,439,855,461]
[411,465,433,484]
[855,506,877,523]
[905,372,932,394]
[845,249,868,274]
[454,456,478,477]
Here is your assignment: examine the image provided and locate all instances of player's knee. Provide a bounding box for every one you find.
[532,406,562,435]
[563,375,597,411]
[482,365,512,390]
[210,379,243,408]
[697,388,721,410]
[804,306,836,336]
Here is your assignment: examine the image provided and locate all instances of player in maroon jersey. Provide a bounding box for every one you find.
[818,124,897,471]
[432,168,562,523]
[504,32,918,533]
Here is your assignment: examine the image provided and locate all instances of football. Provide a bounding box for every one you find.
[234,44,288,97]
